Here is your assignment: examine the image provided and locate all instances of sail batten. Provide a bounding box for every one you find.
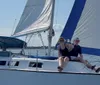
[13,0,54,37]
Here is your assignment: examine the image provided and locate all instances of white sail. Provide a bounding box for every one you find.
[72,0,100,49]
[13,0,54,37]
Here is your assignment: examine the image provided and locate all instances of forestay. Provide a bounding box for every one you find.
[60,0,100,56]
[13,0,54,37]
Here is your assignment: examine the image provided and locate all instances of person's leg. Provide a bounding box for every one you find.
[63,57,69,68]
[58,57,64,67]
[58,57,64,72]
[75,57,96,70]
[73,57,100,73]
[58,56,69,72]
[80,58,100,73]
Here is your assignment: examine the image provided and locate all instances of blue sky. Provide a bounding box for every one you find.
[0,0,74,36]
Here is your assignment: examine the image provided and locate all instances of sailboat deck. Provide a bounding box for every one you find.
[0,55,97,74]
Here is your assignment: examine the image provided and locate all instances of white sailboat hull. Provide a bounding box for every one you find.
[0,69,100,85]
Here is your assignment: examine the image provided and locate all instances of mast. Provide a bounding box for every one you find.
[48,0,55,56]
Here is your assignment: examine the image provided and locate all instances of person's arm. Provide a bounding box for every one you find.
[58,50,61,57]
[78,46,83,58]
[79,54,83,58]
[57,45,61,57]
[66,43,74,52]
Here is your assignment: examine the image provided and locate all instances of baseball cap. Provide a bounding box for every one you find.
[74,37,80,42]
[74,37,80,40]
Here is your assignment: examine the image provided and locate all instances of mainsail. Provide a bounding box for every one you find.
[13,0,54,37]
[60,0,100,55]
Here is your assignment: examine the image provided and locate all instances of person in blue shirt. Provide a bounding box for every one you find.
[69,38,100,73]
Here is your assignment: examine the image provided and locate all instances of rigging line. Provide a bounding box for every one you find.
[38,32,47,55]
[11,19,17,36]
[25,34,34,55]
[20,35,28,55]
[26,34,34,44]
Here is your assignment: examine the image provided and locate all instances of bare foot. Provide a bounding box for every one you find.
[57,66,63,72]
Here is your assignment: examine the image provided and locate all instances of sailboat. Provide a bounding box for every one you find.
[0,0,100,85]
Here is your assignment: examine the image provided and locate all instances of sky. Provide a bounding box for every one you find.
[0,0,27,36]
[0,0,75,46]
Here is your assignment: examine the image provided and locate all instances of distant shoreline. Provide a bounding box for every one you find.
[0,46,55,49]
[26,46,55,49]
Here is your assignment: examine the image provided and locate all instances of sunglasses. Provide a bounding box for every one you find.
[75,40,80,42]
